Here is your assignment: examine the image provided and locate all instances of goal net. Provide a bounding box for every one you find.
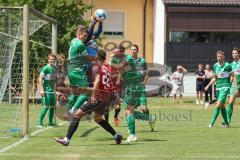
[0,6,57,137]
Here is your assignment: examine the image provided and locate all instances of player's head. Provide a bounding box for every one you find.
[111,44,125,60]
[216,50,225,62]
[47,53,56,66]
[115,44,125,54]
[205,64,210,70]
[96,49,106,63]
[130,44,139,56]
[198,63,203,70]
[232,47,239,60]
[56,54,66,70]
[75,25,89,42]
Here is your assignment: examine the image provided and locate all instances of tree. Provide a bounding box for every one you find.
[0,0,92,54]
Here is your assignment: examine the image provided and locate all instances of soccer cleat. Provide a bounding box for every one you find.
[200,101,204,105]
[114,134,123,144]
[149,115,156,132]
[196,100,200,105]
[223,124,230,128]
[221,122,230,128]
[149,121,155,132]
[209,99,217,105]
[37,125,44,129]
[114,117,119,126]
[124,134,137,143]
[204,102,209,109]
[48,123,56,127]
[206,124,213,128]
[54,137,69,146]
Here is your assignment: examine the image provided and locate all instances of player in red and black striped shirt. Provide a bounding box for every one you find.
[54,49,123,146]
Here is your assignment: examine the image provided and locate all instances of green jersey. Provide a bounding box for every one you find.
[231,60,240,88]
[134,57,147,81]
[68,38,87,71]
[213,62,232,90]
[111,54,141,85]
[40,64,56,93]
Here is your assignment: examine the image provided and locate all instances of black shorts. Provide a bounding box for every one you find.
[196,83,204,92]
[81,101,107,115]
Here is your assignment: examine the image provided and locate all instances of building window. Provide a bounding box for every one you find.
[169,32,240,43]
[103,11,125,37]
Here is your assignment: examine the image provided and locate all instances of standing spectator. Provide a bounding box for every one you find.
[56,54,68,106]
[172,65,188,103]
[195,63,205,105]
[204,64,213,109]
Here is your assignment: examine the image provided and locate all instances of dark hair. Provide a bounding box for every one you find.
[131,44,139,51]
[117,44,125,52]
[97,49,106,61]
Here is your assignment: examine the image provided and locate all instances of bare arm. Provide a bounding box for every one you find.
[91,74,100,103]
[231,72,239,95]
[111,62,125,70]
[143,73,149,85]
[38,75,44,97]
[204,75,217,91]
[181,66,188,73]
[116,72,122,85]
[84,55,97,62]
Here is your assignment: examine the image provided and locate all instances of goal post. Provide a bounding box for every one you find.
[22,4,57,137]
[0,5,57,137]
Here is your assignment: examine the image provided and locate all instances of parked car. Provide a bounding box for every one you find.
[145,70,172,97]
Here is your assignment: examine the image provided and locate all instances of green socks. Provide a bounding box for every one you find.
[134,109,150,121]
[226,104,233,124]
[210,108,220,126]
[126,114,135,134]
[72,95,88,110]
[221,108,229,125]
[48,107,55,125]
[66,95,77,110]
[38,107,48,125]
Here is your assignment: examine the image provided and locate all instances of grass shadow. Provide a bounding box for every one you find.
[80,126,100,137]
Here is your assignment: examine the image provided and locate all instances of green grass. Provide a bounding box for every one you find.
[1,97,240,160]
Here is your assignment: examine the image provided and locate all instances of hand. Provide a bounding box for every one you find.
[91,96,97,104]
[140,106,147,112]
[113,49,119,54]
[116,78,120,85]
[235,89,239,96]
[40,90,45,97]
[204,86,209,91]
[92,15,97,21]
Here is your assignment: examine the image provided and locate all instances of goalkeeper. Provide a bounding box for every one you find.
[65,25,95,115]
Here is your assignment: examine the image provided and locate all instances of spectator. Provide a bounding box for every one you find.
[204,64,213,109]
[195,63,205,105]
[171,65,187,103]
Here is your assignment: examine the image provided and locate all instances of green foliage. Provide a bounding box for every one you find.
[0,0,92,55]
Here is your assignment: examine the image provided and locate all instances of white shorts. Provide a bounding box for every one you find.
[172,85,184,95]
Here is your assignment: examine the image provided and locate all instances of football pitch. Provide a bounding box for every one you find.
[1,97,240,160]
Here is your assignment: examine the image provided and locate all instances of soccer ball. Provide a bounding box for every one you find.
[95,9,107,21]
